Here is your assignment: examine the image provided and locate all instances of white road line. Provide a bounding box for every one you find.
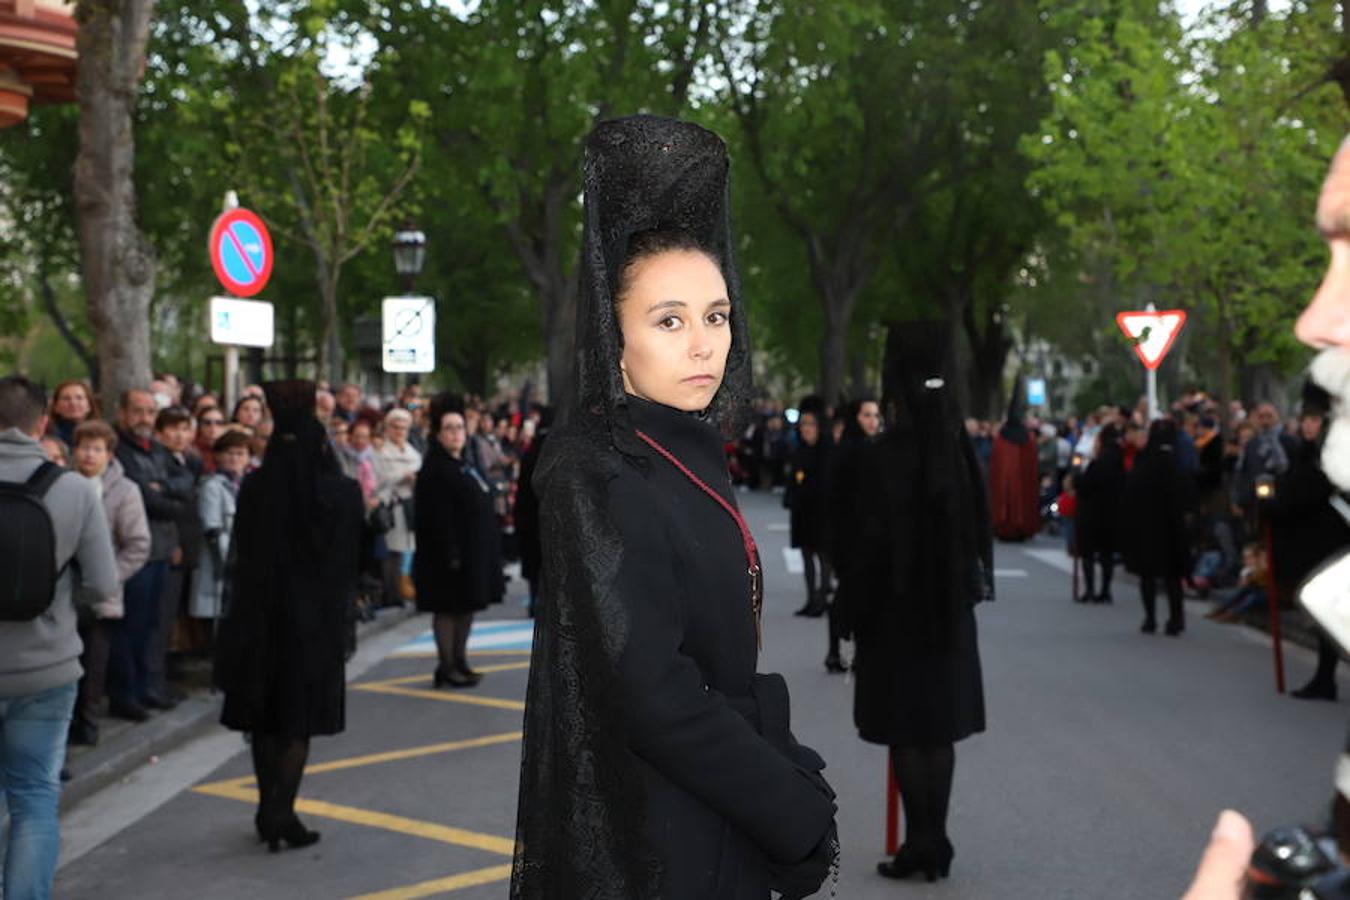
[766,522,790,532]
[1023,547,1076,575]
[994,569,1029,578]
[783,547,804,574]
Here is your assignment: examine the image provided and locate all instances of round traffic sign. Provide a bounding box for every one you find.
[208,208,274,297]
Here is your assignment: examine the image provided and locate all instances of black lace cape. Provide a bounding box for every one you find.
[510,415,662,898]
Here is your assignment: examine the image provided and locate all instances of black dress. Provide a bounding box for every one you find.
[412,443,504,614]
[512,398,835,899]
[784,440,830,551]
[1074,445,1125,558]
[216,466,363,737]
[1120,446,1193,579]
[849,425,988,747]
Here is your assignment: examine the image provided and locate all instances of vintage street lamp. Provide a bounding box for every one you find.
[392,219,426,294]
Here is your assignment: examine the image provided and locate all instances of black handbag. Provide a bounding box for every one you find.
[369,502,395,534]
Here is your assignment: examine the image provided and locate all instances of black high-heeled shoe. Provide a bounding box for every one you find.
[455,660,484,686]
[260,816,321,853]
[434,666,477,689]
[876,840,952,881]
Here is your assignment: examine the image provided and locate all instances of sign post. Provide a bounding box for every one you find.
[1114,304,1187,420]
[208,192,275,410]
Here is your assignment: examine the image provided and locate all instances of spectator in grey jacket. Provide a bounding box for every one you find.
[69,420,150,747]
[0,376,117,900]
[192,430,249,622]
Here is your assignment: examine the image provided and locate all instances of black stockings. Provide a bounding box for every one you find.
[251,733,310,827]
[1082,553,1114,598]
[1140,574,1184,628]
[890,744,955,851]
[802,550,833,601]
[433,612,474,674]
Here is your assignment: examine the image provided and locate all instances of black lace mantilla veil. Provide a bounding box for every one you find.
[510,116,753,899]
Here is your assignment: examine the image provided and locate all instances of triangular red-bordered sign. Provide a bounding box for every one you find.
[1115,309,1187,371]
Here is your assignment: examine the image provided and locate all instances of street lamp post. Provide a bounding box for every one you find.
[392,219,427,295]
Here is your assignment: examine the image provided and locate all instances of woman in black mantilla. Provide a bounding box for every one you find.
[214,380,364,852]
[845,322,991,882]
[412,394,504,688]
[511,115,837,900]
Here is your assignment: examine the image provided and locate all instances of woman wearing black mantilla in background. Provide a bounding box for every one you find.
[510,115,838,900]
[845,321,991,883]
[214,380,364,853]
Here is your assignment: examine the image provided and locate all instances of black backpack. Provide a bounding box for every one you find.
[0,461,65,621]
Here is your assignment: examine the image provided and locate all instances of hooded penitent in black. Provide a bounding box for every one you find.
[510,115,836,900]
[847,321,989,880]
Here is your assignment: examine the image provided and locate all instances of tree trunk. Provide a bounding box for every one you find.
[73,0,157,409]
[319,267,343,385]
[542,270,578,412]
[1215,294,1235,436]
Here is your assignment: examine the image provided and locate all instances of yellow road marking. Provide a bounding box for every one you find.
[346,864,513,900]
[352,680,525,711]
[371,663,529,689]
[192,781,514,855]
[303,732,522,776]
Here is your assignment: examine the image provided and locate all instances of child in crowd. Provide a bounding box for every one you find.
[1205,543,1267,623]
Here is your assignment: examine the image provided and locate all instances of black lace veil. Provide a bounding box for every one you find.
[574,114,752,456]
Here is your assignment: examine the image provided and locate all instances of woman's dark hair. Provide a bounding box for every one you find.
[615,229,722,308]
[1147,418,1178,449]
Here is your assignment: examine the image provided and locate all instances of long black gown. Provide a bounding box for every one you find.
[216,439,363,737]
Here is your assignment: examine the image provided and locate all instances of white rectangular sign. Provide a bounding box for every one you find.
[382,296,436,374]
[209,296,274,348]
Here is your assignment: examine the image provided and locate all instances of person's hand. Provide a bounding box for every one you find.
[1181,810,1255,900]
[171,546,183,567]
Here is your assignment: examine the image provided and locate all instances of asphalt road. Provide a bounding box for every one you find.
[53,489,1349,899]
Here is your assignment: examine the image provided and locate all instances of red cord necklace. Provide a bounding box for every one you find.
[635,429,764,648]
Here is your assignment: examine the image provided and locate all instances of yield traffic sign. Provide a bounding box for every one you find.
[208,208,274,298]
[1115,309,1187,371]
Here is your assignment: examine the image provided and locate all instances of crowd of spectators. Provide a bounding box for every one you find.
[29,374,546,750]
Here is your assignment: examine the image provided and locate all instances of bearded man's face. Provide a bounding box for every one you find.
[1302,139,1350,491]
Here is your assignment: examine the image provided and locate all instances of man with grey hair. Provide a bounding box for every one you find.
[0,375,117,899]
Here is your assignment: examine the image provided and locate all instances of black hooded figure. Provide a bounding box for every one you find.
[510,116,837,900]
[214,380,364,851]
[785,395,833,617]
[844,321,991,882]
[824,397,879,672]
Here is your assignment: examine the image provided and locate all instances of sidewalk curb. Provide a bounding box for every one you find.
[60,605,416,813]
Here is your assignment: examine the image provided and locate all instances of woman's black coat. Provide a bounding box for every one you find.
[783,439,830,550]
[216,466,363,737]
[1119,445,1193,578]
[412,443,504,615]
[512,398,835,899]
[1074,444,1125,556]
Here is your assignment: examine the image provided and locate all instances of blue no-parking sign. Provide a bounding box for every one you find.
[209,208,274,297]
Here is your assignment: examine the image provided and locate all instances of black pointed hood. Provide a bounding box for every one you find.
[574,115,751,458]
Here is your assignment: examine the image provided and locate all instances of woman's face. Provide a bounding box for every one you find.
[438,412,468,457]
[198,411,226,445]
[351,423,372,452]
[56,385,91,422]
[386,419,410,447]
[799,413,820,446]
[235,398,263,427]
[74,438,110,478]
[617,250,732,413]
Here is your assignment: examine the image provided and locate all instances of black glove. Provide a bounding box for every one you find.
[769,819,838,899]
